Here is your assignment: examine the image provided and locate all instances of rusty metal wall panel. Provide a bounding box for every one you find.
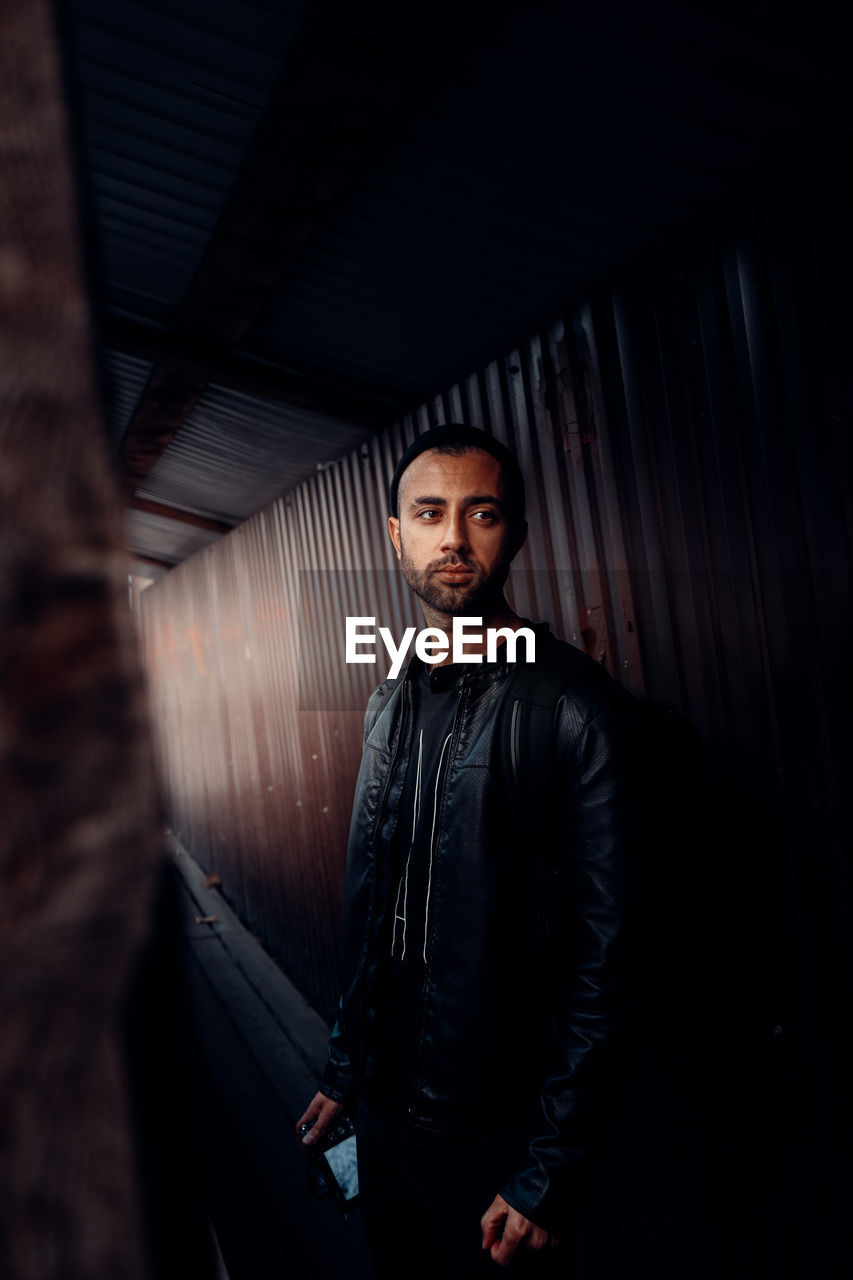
[140,482,421,1022]
[140,171,850,1275]
[138,172,852,1013]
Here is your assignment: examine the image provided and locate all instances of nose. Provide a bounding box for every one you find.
[441,508,468,554]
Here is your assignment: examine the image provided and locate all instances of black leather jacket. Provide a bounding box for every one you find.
[321,626,638,1234]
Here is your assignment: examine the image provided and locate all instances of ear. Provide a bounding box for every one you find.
[508,520,528,562]
[387,515,402,560]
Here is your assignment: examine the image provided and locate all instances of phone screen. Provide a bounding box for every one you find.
[323,1134,359,1202]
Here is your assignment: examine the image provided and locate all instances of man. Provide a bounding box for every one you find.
[298,424,637,1276]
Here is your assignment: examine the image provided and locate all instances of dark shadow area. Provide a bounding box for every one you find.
[123,868,219,1280]
[165,837,376,1280]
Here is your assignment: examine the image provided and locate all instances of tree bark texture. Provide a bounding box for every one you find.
[0,1,165,1275]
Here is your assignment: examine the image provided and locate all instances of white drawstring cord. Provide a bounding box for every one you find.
[423,732,452,963]
[392,729,422,959]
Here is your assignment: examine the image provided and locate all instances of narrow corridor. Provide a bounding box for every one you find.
[170,835,375,1280]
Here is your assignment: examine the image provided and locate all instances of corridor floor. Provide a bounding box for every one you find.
[169,833,375,1280]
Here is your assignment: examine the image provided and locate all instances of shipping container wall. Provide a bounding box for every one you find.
[140,171,851,1274]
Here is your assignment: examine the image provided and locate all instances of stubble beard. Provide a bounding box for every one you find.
[398,546,508,623]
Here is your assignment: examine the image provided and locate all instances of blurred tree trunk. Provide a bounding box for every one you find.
[0,1,165,1275]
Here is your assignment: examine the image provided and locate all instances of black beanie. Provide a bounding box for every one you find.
[388,424,525,521]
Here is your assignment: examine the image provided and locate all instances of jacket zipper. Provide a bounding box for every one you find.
[391,727,424,960]
[421,730,453,963]
[405,683,469,1133]
[510,697,522,788]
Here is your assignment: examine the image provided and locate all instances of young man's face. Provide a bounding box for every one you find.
[387,447,524,618]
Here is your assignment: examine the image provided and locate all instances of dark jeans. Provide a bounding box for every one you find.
[356,1099,577,1280]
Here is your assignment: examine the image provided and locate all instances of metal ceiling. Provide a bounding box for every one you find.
[126,506,221,565]
[61,0,853,571]
[69,0,307,322]
[136,383,371,524]
[102,349,154,448]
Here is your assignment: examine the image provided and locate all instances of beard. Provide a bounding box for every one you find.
[399,546,509,618]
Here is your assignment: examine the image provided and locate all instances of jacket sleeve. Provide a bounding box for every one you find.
[318,681,395,1106]
[319,1001,354,1103]
[499,689,638,1236]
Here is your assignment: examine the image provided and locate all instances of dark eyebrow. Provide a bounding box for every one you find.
[464,494,503,508]
[408,495,447,508]
[408,493,504,509]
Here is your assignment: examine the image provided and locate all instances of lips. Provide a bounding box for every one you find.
[436,567,474,580]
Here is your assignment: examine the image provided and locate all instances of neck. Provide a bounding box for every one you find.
[419,595,524,664]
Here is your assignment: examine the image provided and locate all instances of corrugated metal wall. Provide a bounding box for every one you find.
[140,167,851,1276]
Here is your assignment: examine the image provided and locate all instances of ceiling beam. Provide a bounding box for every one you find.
[128,497,234,535]
[129,553,173,571]
[106,316,392,426]
[118,1,463,494]
[120,363,209,494]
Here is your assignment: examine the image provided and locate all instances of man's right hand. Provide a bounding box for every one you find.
[296,1091,343,1147]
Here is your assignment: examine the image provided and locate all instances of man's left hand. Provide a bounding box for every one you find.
[480,1194,559,1267]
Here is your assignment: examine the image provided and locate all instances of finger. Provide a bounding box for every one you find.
[302,1109,331,1145]
[523,1226,549,1252]
[490,1220,526,1267]
[480,1197,507,1250]
[479,1202,503,1231]
[301,1122,322,1145]
[480,1212,505,1251]
[296,1093,338,1144]
[310,1098,344,1145]
[294,1103,319,1136]
[489,1235,519,1267]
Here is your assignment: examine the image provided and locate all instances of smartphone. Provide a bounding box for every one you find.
[304,1114,359,1213]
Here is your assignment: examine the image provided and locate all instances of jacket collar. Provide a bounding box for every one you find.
[401,619,551,692]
